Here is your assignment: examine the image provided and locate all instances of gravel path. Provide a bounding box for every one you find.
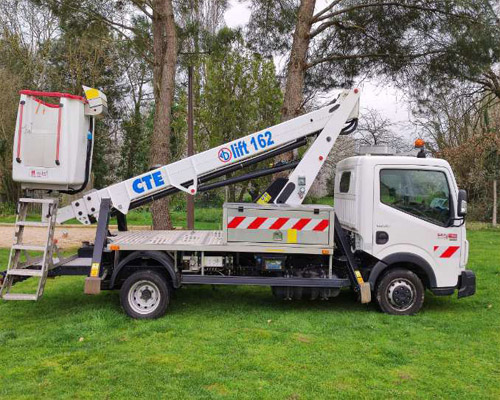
[0,224,150,249]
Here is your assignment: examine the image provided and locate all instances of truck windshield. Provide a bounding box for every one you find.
[380,169,451,226]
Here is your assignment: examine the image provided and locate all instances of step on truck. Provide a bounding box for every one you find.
[0,87,476,318]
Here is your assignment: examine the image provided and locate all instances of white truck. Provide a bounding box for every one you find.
[0,87,475,318]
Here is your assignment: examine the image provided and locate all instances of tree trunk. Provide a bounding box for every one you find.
[151,0,177,230]
[282,0,316,121]
[277,0,316,169]
[493,179,497,226]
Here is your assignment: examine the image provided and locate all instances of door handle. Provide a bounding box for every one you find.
[376,231,389,245]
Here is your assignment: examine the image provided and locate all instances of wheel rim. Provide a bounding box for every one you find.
[387,278,416,311]
[128,280,161,315]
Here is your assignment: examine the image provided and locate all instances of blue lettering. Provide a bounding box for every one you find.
[142,174,153,190]
[231,143,239,158]
[132,172,165,194]
[132,178,145,194]
[152,171,164,187]
[240,141,249,155]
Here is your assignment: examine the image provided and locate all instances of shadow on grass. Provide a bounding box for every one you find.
[1,277,375,318]
[1,274,477,322]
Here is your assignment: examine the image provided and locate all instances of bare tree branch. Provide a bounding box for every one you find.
[311,0,342,23]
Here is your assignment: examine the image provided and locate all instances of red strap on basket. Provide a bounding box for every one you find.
[33,96,60,109]
[16,101,25,162]
[55,106,63,165]
[19,90,86,103]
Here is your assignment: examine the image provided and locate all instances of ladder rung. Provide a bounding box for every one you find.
[18,198,57,204]
[12,244,46,252]
[2,293,38,301]
[16,221,49,227]
[7,269,43,277]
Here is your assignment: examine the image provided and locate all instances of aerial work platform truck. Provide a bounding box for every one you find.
[0,87,476,318]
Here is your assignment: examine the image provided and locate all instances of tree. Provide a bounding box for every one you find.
[247,1,500,141]
[198,33,282,201]
[416,90,500,223]
[118,38,154,180]
[357,108,410,152]
[0,0,59,201]
[149,0,178,229]
[0,69,22,203]
[27,0,179,229]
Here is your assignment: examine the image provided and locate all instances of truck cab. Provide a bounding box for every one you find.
[335,150,475,314]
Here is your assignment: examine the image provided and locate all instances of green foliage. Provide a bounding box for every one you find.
[0,229,498,398]
[119,109,151,180]
[198,33,282,200]
[247,1,500,95]
[136,87,187,175]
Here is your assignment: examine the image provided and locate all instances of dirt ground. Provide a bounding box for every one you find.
[0,224,150,249]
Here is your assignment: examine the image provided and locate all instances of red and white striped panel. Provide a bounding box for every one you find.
[433,245,460,258]
[227,216,329,232]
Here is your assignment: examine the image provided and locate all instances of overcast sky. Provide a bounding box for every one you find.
[224,0,416,140]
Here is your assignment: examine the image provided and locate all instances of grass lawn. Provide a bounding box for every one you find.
[0,229,498,399]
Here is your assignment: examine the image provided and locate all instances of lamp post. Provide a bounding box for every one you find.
[187,65,194,230]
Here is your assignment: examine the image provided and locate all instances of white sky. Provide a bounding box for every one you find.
[224,0,415,139]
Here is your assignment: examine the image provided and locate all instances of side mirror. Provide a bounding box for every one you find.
[457,189,467,217]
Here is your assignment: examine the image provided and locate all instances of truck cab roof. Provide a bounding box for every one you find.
[338,154,452,170]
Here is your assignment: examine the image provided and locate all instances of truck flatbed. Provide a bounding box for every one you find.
[107,230,333,255]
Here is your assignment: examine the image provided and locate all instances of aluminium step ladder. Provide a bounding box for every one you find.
[0,198,59,300]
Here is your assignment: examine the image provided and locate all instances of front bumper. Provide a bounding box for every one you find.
[430,270,476,298]
[457,270,476,299]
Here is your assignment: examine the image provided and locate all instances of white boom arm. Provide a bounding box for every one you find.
[57,89,360,224]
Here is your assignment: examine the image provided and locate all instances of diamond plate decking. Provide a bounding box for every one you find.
[110,230,224,248]
[107,229,329,255]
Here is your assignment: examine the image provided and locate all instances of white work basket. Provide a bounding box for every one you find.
[12,90,93,191]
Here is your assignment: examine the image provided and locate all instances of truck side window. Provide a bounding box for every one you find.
[339,171,351,193]
[380,169,451,226]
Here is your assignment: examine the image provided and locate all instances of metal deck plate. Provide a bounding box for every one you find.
[110,230,224,247]
[107,229,330,255]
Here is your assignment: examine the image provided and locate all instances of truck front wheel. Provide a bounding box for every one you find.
[375,269,424,315]
[120,270,170,319]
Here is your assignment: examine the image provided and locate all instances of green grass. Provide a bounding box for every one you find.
[0,229,498,398]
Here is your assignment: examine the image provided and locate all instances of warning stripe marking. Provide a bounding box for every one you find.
[227,216,245,229]
[247,217,267,230]
[434,245,460,258]
[313,219,329,232]
[269,218,289,230]
[292,218,311,230]
[228,216,329,232]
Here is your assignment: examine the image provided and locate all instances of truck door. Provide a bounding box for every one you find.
[372,166,461,288]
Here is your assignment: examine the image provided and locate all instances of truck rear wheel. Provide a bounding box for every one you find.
[120,270,170,319]
[375,269,424,315]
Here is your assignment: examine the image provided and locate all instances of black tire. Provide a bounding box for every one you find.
[375,268,424,315]
[120,270,170,319]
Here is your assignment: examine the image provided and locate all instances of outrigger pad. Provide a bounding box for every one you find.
[359,282,372,304]
[84,277,101,295]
